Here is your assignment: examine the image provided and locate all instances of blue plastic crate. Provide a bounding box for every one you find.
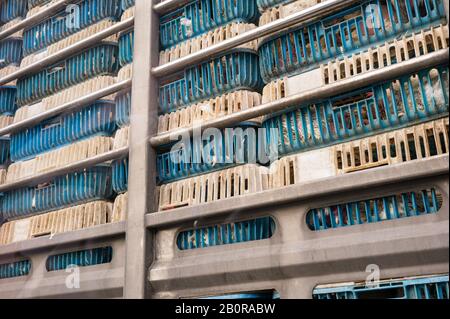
[112,157,128,194]
[263,66,449,156]
[177,216,275,250]
[115,89,131,127]
[22,0,121,57]
[10,100,116,162]
[0,260,31,280]
[307,188,442,231]
[0,86,17,115]
[257,0,291,12]
[313,275,449,299]
[258,0,446,83]
[16,44,119,107]
[118,29,133,67]
[0,166,113,220]
[0,0,27,24]
[46,246,113,271]
[157,125,261,183]
[0,38,22,69]
[159,50,262,114]
[0,137,9,166]
[159,0,258,50]
[121,0,134,12]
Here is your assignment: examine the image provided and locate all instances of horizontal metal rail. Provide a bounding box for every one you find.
[0,147,129,192]
[0,221,125,257]
[0,17,134,86]
[151,0,359,77]
[0,79,131,137]
[150,48,449,147]
[146,154,449,228]
[153,0,191,15]
[0,0,77,41]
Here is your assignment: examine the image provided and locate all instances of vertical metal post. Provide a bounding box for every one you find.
[124,0,159,298]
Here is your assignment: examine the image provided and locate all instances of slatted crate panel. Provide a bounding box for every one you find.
[0,166,113,220]
[0,0,27,25]
[262,66,449,156]
[45,246,113,271]
[159,50,262,114]
[257,0,312,12]
[0,200,113,245]
[159,0,259,50]
[115,89,130,128]
[0,38,22,72]
[258,0,447,83]
[159,22,258,65]
[307,188,443,231]
[10,100,116,162]
[259,0,321,25]
[121,0,134,11]
[158,90,263,134]
[0,115,13,130]
[112,191,127,222]
[0,260,31,280]
[22,0,121,58]
[113,126,129,149]
[117,27,133,81]
[0,137,9,166]
[112,157,128,194]
[321,24,449,85]
[158,164,270,211]
[260,24,449,97]
[177,216,275,250]
[157,125,262,183]
[313,274,449,299]
[5,136,114,183]
[0,86,16,115]
[0,167,6,184]
[119,29,134,67]
[268,118,449,188]
[16,44,119,107]
[28,0,53,9]
[15,76,117,125]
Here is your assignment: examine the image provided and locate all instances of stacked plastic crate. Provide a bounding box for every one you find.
[110,0,135,226]
[154,0,283,258]
[0,0,28,280]
[257,0,449,298]
[0,0,127,275]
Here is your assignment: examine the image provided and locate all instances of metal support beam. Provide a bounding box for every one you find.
[150,48,449,147]
[151,0,358,77]
[124,0,158,299]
